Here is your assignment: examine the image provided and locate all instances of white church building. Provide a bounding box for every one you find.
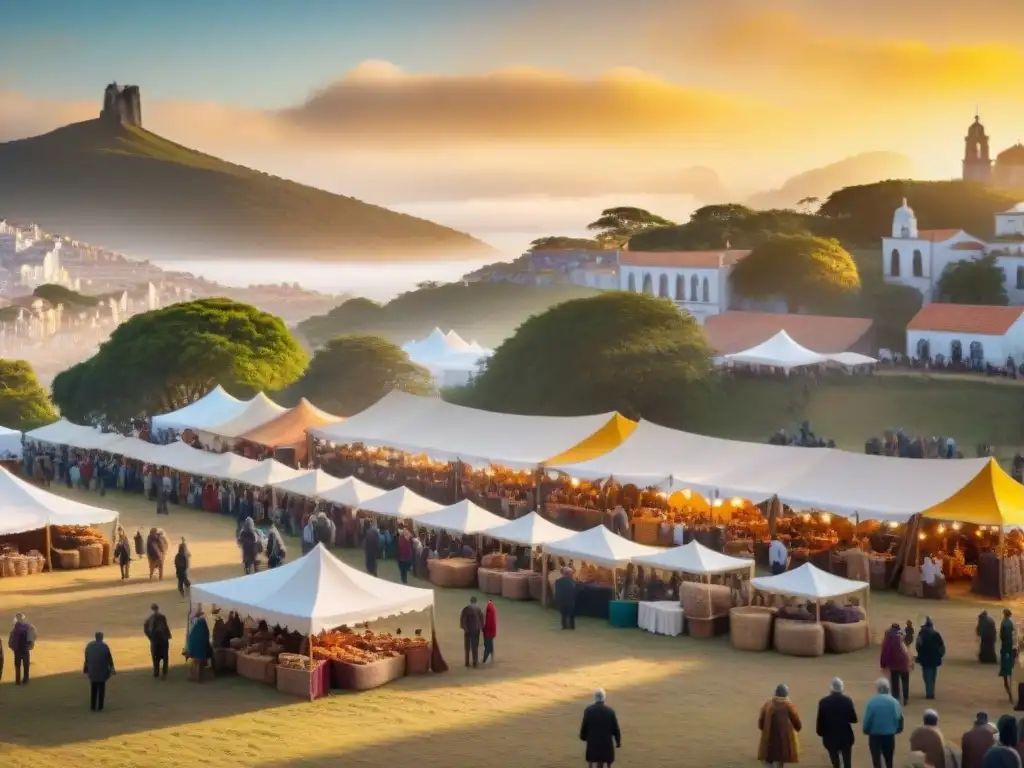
[883,199,1024,304]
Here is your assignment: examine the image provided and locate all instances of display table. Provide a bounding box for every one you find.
[608,600,639,628]
[575,583,614,619]
[637,601,685,637]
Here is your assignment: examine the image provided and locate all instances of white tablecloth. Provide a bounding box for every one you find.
[637,601,685,637]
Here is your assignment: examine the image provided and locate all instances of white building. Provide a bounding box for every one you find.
[569,264,618,290]
[906,302,1024,367]
[883,199,1024,304]
[618,249,751,323]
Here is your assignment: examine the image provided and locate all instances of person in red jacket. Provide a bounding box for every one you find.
[482,599,497,664]
[396,529,413,584]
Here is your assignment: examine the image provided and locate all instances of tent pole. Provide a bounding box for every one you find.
[864,586,872,646]
[541,554,549,608]
[815,599,821,623]
[309,633,315,702]
[44,523,52,572]
[999,527,1006,599]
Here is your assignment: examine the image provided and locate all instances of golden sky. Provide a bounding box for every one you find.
[3,2,1023,250]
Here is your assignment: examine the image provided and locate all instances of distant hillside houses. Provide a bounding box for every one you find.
[883,199,1024,303]
[0,219,75,292]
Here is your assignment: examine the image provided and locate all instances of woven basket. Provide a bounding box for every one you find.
[78,542,104,569]
[51,548,80,570]
[680,582,732,619]
[823,620,869,654]
[427,558,478,588]
[404,643,431,675]
[729,606,775,651]
[236,653,277,685]
[330,654,406,691]
[774,619,825,657]
[26,554,42,575]
[477,568,504,595]
[501,571,532,600]
[8,556,28,576]
[632,519,661,546]
[101,540,113,566]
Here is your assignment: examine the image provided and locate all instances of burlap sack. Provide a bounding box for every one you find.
[680,582,732,618]
[729,606,775,651]
[477,568,504,595]
[428,558,479,588]
[774,619,825,657]
[823,620,869,654]
[501,572,531,600]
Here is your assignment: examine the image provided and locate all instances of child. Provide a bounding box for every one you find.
[482,599,497,664]
[134,528,145,560]
[904,619,915,648]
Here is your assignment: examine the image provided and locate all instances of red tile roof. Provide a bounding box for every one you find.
[951,241,986,250]
[907,303,1024,335]
[916,229,961,242]
[703,312,874,354]
[620,250,752,269]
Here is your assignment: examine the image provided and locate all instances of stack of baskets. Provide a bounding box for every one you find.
[0,550,45,578]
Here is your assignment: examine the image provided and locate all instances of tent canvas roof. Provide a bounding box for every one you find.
[750,563,868,600]
[151,385,247,432]
[0,465,118,535]
[26,419,122,451]
[149,441,221,474]
[633,540,754,575]
[271,469,345,499]
[354,485,441,519]
[412,499,506,535]
[239,399,342,448]
[202,393,287,439]
[722,330,828,371]
[829,351,877,366]
[543,525,664,568]
[201,451,260,482]
[310,391,635,469]
[191,544,434,634]
[920,458,1024,526]
[319,477,388,509]
[232,460,308,488]
[483,511,574,547]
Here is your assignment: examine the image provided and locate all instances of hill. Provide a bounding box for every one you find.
[745,152,917,210]
[296,282,599,349]
[0,120,495,261]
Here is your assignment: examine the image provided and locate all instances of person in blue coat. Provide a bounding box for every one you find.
[863,678,903,768]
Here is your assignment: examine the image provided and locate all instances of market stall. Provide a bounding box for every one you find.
[26,419,123,452]
[232,460,309,488]
[238,398,341,464]
[485,511,574,548]
[191,544,439,698]
[720,330,830,372]
[355,485,441,520]
[542,525,664,624]
[0,466,118,573]
[151,385,248,433]
[748,563,870,656]
[271,469,345,500]
[414,500,507,590]
[198,393,288,442]
[633,541,755,638]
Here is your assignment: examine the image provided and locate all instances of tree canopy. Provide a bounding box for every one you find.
[0,359,57,430]
[729,233,861,313]
[33,283,99,307]
[52,297,307,424]
[528,236,604,251]
[627,204,818,251]
[935,254,1009,306]
[283,335,434,417]
[587,207,675,247]
[460,292,714,423]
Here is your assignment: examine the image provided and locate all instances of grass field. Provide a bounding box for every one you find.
[2,489,1024,767]
[690,372,1024,464]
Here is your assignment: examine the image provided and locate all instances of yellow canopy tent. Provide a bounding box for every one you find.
[920,458,1024,526]
[543,414,637,466]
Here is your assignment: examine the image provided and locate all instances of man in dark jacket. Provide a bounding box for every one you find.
[961,712,997,768]
[816,677,858,768]
[363,523,380,577]
[554,567,577,630]
[459,596,484,668]
[580,688,621,768]
[144,604,172,679]
[9,613,33,684]
[84,631,115,711]
[915,617,946,700]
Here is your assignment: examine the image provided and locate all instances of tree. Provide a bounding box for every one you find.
[461,292,714,424]
[586,207,675,247]
[33,284,99,307]
[528,236,603,251]
[283,335,434,416]
[627,204,818,251]
[936,254,1008,306]
[52,297,307,424]
[729,233,861,313]
[0,359,57,430]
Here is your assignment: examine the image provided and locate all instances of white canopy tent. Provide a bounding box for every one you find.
[319,477,387,509]
[721,330,829,371]
[199,393,287,440]
[232,460,308,488]
[149,441,221,475]
[0,426,22,459]
[828,351,878,367]
[151,385,247,432]
[750,563,869,602]
[554,419,993,523]
[633,540,754,576]
[412,499,506,536]
[354,485,441,519]
[25,419,122,452]
[271,469,345,499]
[191,544,435,634]
[484,511,574,548]
[402,328,494,388]
[201,452,260,482]
[310,391,627,470]
[544,525,664,569]
[105,436,163,464]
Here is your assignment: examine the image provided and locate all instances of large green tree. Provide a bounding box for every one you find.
[0,359,57,430]
[284,335,434,416]
[627,204,817,251]
[528,236,604,251]
[461,292,714,423]
[587,207,675,247]
[52,297,307,424]
[729,233,861,313]
[935,254,1008,306]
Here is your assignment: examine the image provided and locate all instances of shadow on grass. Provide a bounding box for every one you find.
[1,664,292,747]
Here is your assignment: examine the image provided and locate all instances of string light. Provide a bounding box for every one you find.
[937,525,946,534]
[681,489,692,501]
[918,533,926,540]
[570,477,580,488]
[802,513,811,522]
[730,497,744,508]
[951,522,961,531]
[712,498,724,508]
[820,514,832,524]
[887,522,900,529]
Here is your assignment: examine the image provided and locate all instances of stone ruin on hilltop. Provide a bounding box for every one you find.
[99,82,142,128]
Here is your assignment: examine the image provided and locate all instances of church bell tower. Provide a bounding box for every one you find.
[963,112,993,183]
